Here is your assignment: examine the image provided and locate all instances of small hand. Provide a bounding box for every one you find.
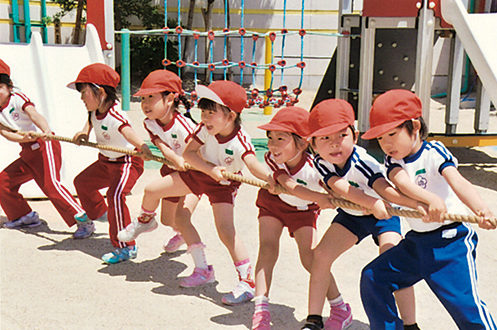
[210,166,226,182]
[73,132,89,145]
[265,174,278,194]
[172,158,187,172]
[371,199,391,220]
[139,143,154,160]
[425,196,447,223]
[475,208,497,230]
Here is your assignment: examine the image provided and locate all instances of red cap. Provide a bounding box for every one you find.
[67,63,120,89]
[361,89,422,140]
[133,70,183,97]
[0,59,10,76]
[258,106,310,137]
[196,80,247,113]
[308,99,355,137]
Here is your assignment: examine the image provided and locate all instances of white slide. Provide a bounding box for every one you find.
[0,24,103,197]
[441,0,497,107]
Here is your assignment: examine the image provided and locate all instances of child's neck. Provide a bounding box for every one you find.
[285,151,304,170]
[408,138,423,157]
[158,107,175,125]
[218,121,237,138]
[97,103,111,115]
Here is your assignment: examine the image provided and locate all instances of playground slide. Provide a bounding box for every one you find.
[0,24,104,197]
[441,0,497,107]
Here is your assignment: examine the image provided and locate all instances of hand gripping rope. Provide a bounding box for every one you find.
[7,126,496,227]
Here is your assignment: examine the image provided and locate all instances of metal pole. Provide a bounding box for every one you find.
[121,29,131,111]
[24,0,32,43]
[264,35,273,115]
[41,0,47,43]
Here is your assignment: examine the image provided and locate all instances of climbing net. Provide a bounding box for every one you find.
[159,0,343,109]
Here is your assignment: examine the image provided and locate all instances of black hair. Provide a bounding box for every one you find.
[198,98,241,126]
[0,74,13,88]
[76,82,118,105]
[398,117,428,140]
[161,91,197,124]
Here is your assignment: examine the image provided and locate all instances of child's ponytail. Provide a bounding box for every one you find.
[176,94,197,124]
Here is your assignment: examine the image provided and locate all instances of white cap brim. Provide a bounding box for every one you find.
[195,85,227,107]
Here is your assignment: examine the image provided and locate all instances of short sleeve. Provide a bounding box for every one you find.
[428,141,457,175]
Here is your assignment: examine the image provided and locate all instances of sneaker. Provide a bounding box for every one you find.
[252,310,271,330]
[4,211,41,229]
[324,304,352,330]
[117,217,158,242]
[101,246,138,264]
[222,280,255,305]
[301,323,323,330]
[180,265,215,287]
[163,233,186,253]
[73,213,95,239]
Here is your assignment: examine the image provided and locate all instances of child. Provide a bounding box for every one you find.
[117,69,198,253]
[119,80,273,305]
[0,58,86,231]
[302,99,423,330]
[360,89,496,330]
[251,106,337,330]
[68,63,152,264]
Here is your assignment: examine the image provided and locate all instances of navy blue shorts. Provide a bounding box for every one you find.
[333,208,401,246]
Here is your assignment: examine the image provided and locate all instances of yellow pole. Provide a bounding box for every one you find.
[264,35,273,115]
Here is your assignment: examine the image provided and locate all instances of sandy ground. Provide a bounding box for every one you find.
[2,94,497,330]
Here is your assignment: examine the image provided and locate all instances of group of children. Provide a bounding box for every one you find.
[1,57,496,330]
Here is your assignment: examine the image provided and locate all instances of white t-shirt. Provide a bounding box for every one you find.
[144,111,195,157]
[90,102,134,159]
[0,92,37,134]
[313,146,385,216]
[265,151,324,209]
[191,123,255,175]
[385,140,467,232]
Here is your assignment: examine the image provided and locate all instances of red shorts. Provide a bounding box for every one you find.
[179,169,240,205]
[160,165,180,203]
[256,189,319,237]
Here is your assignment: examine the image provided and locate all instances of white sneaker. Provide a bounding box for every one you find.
[117,217,158,242]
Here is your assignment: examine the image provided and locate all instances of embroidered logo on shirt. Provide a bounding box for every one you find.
[415,176,427,189]
[101,125,108,131]
[225,148,234,155]
[297,178,307,186]
[415,168,426,176]
[225,157,234,165]
[9,107,15,114]
[173,140,181,149]
[102,131,111,140]
[172,133,177,138]
[348,181,359,188]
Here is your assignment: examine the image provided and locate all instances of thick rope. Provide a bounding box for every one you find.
[16,130,497,227]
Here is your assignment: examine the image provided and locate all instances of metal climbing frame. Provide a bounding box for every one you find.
[11,0,48,43]
[335,0,496,146]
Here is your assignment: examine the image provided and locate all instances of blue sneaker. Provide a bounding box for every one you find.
[101,246,138,264]
[4,211,41,229]
[73,213,95,239]
[221,280,255,305]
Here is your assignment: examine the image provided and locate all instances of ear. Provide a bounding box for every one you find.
[354,130,360,144]
[98,87,107,98]
[412,119,421,134]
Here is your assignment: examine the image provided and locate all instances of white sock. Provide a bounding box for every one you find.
[235,258,253,282]
[329,294,347,311]
[254,295,269,312]
[187,242,208,269]
[138,208,155,223]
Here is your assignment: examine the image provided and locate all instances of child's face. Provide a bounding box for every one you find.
[377,125,417,160]
[267,131,303,166]
[0,83,11,108]
[313,126,356,168]
[79,85,100,112]
[141,93,173,120]
[200,104,234,136]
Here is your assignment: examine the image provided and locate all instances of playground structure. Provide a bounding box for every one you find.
[0,0,496,198]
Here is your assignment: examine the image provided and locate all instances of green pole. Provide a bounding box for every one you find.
[11,0,20,43]
[23,0,31,43]
[41,0,47,43]
[121,29,131,111]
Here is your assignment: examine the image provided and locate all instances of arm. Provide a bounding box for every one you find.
[372,177,427,211]
[24,105,51,135]
[155,139,186,171]
[0,128,30,143]
[442,166,496,229]
[276,172,334,209]
[73,120,92,144]
[120,125,153,159]
[182,138,222,181]
[389,166,446,222]
[327,175,390,219]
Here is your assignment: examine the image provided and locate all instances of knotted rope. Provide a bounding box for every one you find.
[16,130,497,227]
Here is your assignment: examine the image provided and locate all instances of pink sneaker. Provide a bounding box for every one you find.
[163,233,186,253]
[324,303,352,330]
[252,310,271,330]
[179,265,215,287]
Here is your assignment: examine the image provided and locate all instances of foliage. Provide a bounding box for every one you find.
[45,0,86,25]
